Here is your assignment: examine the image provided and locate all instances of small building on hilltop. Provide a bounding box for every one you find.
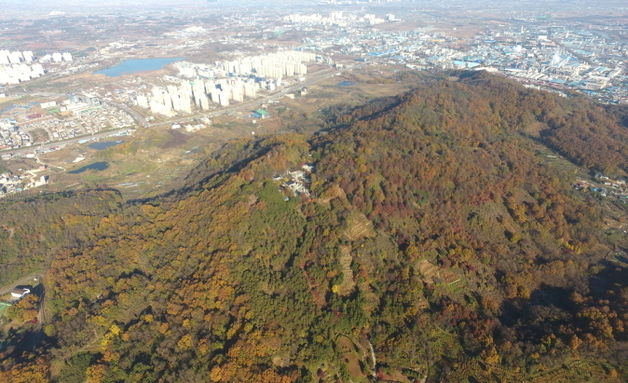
[10,287,31,301]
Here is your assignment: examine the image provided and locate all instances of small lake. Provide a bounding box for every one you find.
[69,162,109,174]
[89,140,123,150]
[337,81,355,87]
[95,57,183,77]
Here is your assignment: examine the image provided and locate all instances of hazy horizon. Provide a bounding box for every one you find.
[1,0,627,11]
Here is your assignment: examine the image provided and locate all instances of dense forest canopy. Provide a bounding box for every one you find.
[0,72,626,383]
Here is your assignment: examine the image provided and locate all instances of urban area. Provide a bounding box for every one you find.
[0,1,625,200]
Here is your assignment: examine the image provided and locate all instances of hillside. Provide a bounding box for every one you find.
[0,72,626,383]
[0,190,123,286]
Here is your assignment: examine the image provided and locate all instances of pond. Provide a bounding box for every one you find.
[337,81,355,87]
[95,57,183,77]
[89,140,123,150]
[68,162,109,174]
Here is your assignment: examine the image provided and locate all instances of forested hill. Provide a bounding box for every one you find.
[1,72,626,383]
